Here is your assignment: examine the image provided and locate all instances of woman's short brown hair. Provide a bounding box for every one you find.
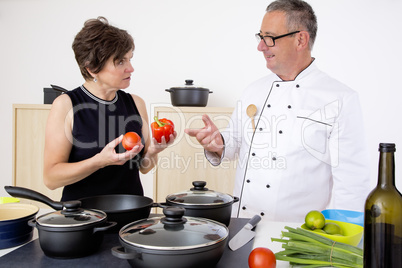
[72,17,134,80]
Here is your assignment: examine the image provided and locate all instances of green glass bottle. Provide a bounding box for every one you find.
[364,143,402,267]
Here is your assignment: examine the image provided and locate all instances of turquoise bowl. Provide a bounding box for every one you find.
[321,209,364,227]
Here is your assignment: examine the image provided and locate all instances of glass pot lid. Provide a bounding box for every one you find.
[119,207,228,250]
[36,201,106,228]
[166,181,234,207]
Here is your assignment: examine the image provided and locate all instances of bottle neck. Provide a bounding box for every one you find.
[378,151,395,188]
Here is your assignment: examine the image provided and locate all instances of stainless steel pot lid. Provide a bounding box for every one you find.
[36,201,106,228]
[166,181,234,206]
[119,207,228,250]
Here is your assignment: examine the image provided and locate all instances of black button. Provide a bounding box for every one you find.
[266,184,270,188]
[276,84,280,87]
[242,206,246,210]
[296,84,300,88]
[259,128,263,131]
[288,105,292,109]
[267,104,271,108]
[252,153,256,156]
[260,212,265,216]
[272,157,276,161]
[279,130,283,134]
[246,179,250,183]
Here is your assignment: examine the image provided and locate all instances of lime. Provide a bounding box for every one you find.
[323,222,343,235]
[305,210,325,230]
[312,228,326,234]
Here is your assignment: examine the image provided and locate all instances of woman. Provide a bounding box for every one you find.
[43,17,175,201]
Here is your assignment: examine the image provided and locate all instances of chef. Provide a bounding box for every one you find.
[185,0,370,222]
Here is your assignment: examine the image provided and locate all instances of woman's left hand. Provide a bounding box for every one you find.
[148,131,177,155]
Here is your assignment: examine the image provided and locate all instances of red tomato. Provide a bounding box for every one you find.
[248,247,276,268]
[122,132,141,150]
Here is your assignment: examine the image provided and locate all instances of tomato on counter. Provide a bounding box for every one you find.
[151,116,174,143]
[122,132,142,150]
[248,247,276,268]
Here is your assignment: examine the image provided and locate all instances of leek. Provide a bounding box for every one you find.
[271,226,363,268]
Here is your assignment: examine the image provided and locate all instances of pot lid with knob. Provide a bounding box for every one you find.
[166,181,235,207]
[35,201,107,228]
[119,206,228,250]
[4,186,107,229]
[167,80,211,92]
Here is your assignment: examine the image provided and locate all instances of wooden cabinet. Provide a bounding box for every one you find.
[12,104,63,205]
[153,106,236,209]
[12,105,237,209]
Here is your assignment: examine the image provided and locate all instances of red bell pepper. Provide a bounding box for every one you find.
[151,116,174,143]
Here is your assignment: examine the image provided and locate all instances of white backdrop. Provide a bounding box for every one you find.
[0,0,401,198]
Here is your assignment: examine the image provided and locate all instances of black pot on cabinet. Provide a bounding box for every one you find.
[165,80,213,107]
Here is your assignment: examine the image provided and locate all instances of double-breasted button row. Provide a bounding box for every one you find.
[266,104,293,109]
[274,83,300,88]
[257,127,283,134]
[250,152,277,161]
[241,206,265,217]
[245,179,271,189]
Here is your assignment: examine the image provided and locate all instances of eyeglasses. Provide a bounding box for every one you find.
[255,31,300,47]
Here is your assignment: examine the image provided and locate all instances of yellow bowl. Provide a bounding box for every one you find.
[301,219,363,246]
[0,197,20,204]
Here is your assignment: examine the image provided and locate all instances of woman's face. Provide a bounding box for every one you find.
[96,50,134,90]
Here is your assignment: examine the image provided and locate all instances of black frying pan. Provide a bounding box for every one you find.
[5,186,156,233]
[78,194,156,232]
[50,84,68,93]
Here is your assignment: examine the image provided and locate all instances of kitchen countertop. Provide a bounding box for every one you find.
[1,208,311,268]
[253,220,301,268]
[0,214,256,268]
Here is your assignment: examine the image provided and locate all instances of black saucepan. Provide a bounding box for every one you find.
[162,181,239,226]
[5,186,116,258]
[112,206,229,268]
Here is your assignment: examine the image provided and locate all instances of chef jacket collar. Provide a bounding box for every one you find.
[274,57,316,82]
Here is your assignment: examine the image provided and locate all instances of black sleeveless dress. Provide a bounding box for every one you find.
[61,85,145,201]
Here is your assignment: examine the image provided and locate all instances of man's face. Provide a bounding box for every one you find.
[258,11,299,80]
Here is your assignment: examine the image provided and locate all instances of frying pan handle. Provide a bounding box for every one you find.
[151,202,160,208]
[5,186,64,210]
[111,246,141,260]
[50,84,68,93]
[93,221,117,233]
[155,202,168,208]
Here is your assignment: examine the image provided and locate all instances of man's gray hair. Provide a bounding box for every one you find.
[266,0,317,50]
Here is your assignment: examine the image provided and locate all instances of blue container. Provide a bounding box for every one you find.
[321,209,364,226]
[0,203,38,249]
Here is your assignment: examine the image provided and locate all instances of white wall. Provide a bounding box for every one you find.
[1,0,401,199]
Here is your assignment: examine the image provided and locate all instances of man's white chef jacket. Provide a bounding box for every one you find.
[206,61,371,222]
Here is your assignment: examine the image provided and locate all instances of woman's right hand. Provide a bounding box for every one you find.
[96,134,144,168]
